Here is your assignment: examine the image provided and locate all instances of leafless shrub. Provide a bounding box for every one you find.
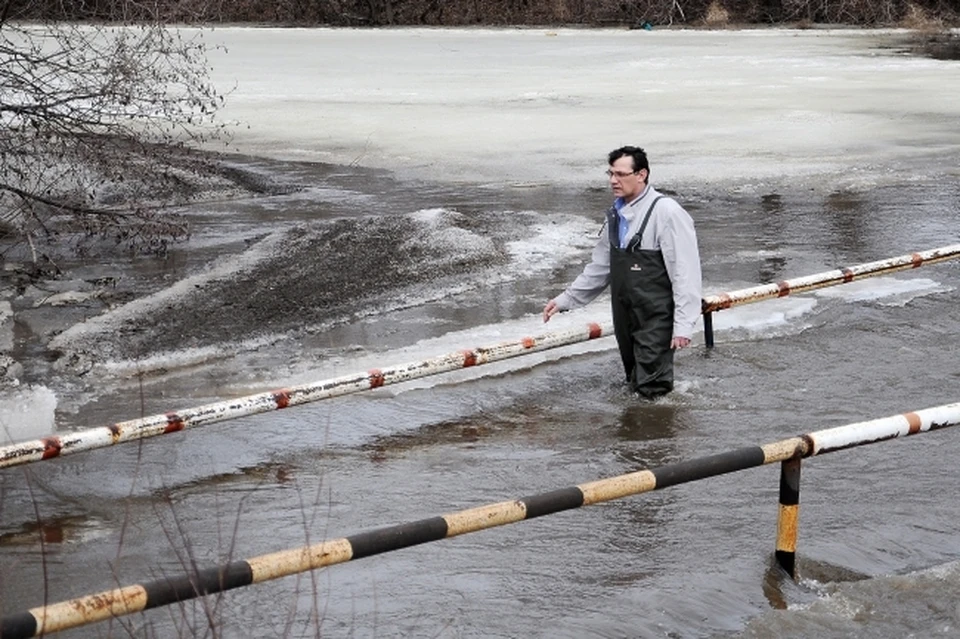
[5,0,960,26]
[0,2,231,265]
[771,0,956,26]
[900,2,941,30]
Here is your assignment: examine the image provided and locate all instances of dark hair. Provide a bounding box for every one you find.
[608,146,650,175]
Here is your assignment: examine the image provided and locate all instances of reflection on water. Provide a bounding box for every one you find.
[614,402,683,470]
[823,190,869,259]
[761,555,794,611]
[360,399,549,462]
[0,514,109,548]
[758,253,789,284]
[757,193,790,283]
[616,402,679,441]
[757,554,874,613]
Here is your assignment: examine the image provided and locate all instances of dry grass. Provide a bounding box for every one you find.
[702,1,730,27]
[900,2,943,32]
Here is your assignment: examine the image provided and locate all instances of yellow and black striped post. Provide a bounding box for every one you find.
[775,457,802,578]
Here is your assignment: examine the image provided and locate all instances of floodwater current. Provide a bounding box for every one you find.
[1,27,960,639]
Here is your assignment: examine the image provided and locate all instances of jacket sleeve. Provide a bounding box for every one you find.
[658,202,703,339]
[552,226,612,311]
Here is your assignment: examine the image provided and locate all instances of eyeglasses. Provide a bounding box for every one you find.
[606,169,638,179]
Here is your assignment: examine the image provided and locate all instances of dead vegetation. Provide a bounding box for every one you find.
[702,1,731,26]
[5,0,960,27]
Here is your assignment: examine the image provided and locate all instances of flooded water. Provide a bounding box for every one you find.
[1,27,960,639]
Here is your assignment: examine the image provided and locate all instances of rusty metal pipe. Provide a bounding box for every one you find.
[701,243,960,315]
[0,322,613,470]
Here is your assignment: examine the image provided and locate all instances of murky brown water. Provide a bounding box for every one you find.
[3,27,960,639]
[2,154,959,637]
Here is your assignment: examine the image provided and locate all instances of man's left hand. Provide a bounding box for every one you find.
[671,336,691,350]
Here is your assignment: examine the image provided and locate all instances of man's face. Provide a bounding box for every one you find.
[608,156,647,201]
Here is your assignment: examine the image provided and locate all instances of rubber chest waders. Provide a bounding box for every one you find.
[607,195,675,398]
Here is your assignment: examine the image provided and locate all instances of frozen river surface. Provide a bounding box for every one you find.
[209,27,960,189]
[1,27,960,639]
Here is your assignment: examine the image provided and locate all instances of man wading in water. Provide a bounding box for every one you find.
[543,146,702,399]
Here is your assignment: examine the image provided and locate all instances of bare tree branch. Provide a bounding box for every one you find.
[0,5,231,263]
[0,181,134,217]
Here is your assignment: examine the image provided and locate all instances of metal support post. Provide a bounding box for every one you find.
[703,310,714,349]
[775,457,801,578]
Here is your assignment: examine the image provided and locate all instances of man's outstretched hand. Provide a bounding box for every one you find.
[543,300,559,323]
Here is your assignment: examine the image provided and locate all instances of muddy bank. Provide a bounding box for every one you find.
[0,153,295,384]
[46,210,509,374]
[0,149,565,412]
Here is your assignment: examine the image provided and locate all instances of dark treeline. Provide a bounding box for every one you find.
[6,0,960,27]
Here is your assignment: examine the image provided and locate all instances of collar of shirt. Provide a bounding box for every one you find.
[613,185,650,212]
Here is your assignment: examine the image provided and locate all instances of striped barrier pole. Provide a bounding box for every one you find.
[773,400,960,577]
[775,457,802,578]
[0,322,612,470]
[3,244,957,470]
[3,401,958,638]
[700,243,960,347]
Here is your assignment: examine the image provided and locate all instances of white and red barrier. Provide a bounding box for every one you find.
[0,322,611,469]
[2,244,958,470]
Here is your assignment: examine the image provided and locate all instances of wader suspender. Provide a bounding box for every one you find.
[624,195,666,252]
